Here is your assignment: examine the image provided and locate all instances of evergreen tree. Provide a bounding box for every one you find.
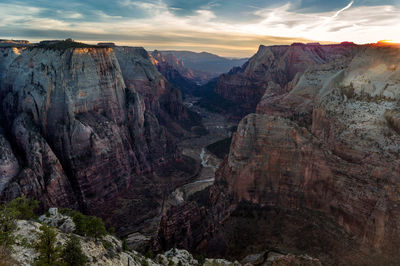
[122,238,129,251]
[34,225,62,266]
[70,211,87,236]
[0,204,18,247]
[61,235,87,266]
[86,216,107,239]
[9,196,39,220]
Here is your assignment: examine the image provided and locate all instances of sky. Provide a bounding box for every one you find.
[0,0,400,57]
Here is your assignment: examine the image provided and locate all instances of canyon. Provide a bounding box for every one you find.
[0,40,200,241]
[156,42,400,265]
[1,39,400,265]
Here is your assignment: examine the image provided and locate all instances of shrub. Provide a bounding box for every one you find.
[141,258,149,266]
[61,235,87,266]
[9,196,39,220]
[0,204,18,247]
[34,225,62,266]
[60,209,107,239]
[196,254,206,265]
[101,240,112,250]
[122,238,129,251]
[86,216,107,239]
[0,196,37,248]
[145,250,155,259]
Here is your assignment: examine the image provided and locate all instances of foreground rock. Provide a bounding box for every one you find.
[11,208,246,266]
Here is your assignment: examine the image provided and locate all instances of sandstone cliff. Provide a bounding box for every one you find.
[116,47,201,136]
[157,43,400,265]
[150,50,198,95]
[214,43,358,115]
[0,41,197,236]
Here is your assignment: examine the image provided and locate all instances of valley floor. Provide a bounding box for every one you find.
[171,96,236,202]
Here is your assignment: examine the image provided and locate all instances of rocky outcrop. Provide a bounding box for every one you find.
[11,211,317,266]
[151,50,198,94]
[12,208,244,266]
[159,51,248,84]
[214,43,358,115]
[157,43,400,265]
[0,128,20,192]
[0,41,198,235]
[116,47,201,136]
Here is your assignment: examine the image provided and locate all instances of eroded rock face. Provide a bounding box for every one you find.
[0,128,20,193]
[0,44,196,233]
[116,47,200,136]
[215,43,358,115]
[150,50,198,95]
[157,44,400,265]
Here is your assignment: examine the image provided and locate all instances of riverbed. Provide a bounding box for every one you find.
[170,96,236,204]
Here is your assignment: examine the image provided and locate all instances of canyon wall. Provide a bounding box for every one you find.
[0,42,197,234]
[157,43,400,265]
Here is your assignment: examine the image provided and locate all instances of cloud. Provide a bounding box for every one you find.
[332,1,353,18]
[0,0,400,57]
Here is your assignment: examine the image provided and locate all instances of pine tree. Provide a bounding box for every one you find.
[61,235,87,266]
[86,216,107,239]
[34,225,62,266]
[0,204,18,247]
[8,196,39,220]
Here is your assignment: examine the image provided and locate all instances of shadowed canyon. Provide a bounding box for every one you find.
[1,38,400,265]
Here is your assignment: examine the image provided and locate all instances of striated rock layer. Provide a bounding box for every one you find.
[0,42,198,234]
[214,43,358,116]
[150,50,198,95]
[157,43,400,265]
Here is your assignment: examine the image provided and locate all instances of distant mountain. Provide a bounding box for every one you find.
[151,50,198,94]
[155,50,248,83]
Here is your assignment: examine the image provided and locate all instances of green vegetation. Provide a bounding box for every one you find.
[34,225,62,266]
[61,235,87,266]
[196,254,206,265]
[0,203,18,248]
[9,195,39,220]
[35,38,99,51]
[122,238,129,251]
[193,79,239,116]
[145,250,155,259]
[60,209,107,239]
[141,258,149,266]
[0,196,38,248]
[102,239,112,250]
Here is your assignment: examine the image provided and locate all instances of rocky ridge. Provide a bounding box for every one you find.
[11,208,319,266]
[150,50,199,94]
[0,40,199,237]
[156,43,400,265]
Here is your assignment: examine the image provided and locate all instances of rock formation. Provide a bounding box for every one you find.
[0,41,198,236]
[11,207,319,266]
[157,43,400,265]
[150,50,198,94]
[117,47,201,136]
[158,50,248,84]
[214,43,358,115]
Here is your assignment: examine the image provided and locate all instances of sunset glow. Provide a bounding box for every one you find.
[1,0,400,56]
